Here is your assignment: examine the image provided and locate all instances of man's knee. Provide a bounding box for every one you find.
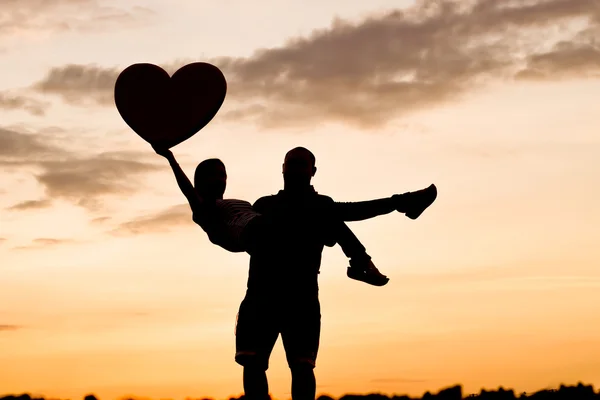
[236,352,269,371]
[289,357,316,371]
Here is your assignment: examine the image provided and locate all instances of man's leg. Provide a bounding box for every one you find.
[235,296,279,400]
[291,364,316,400]
[243,366,269,400]
[281,298,321,400]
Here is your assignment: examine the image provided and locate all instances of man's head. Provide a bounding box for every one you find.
[282,147,316,188]
[194,158,227,199]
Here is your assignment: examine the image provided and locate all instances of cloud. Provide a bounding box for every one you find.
[91,216,111,224]
[0,127,163,211]
[0,0,154,48]
[0,324,21,331]
[7,199,53,211]
[110,204,192,236]
[33,64,122,106]
[32,238,74,245]
[0,238,6,246]
[35,154,162,209]
[31,60,188,106]
[28,0,600,129]
[0,92,49,116]
[212,0,600,128]
[12,237,78,250]
[516,40,600,80]
[0,127,65,163]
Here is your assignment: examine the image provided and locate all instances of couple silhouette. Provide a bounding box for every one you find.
[152,143,437,400]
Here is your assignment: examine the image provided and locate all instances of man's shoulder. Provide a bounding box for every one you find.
[253,190,334,209]
[252,194,278,210]
[314,193,334,201]
[312,193,334,206]
[255,194,277,201]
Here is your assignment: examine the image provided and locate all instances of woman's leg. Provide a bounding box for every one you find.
[329,220,389,286]
[332,184,437,221]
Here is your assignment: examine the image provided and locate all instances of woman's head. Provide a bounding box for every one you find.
[194,158,226,199]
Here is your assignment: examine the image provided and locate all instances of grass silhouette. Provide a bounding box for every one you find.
[2,383,599,400]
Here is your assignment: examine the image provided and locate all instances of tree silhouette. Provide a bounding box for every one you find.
[2,383,600,400]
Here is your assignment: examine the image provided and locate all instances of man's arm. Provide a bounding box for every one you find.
[252,196,273,215]
[318,196,370,257]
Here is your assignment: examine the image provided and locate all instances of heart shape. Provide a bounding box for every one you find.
[114,62,227,149]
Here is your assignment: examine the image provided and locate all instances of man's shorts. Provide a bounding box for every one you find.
[234,295,321,371]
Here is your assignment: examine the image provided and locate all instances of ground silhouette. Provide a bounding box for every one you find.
[2,383,599,400]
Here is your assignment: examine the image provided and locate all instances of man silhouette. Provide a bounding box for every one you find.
[234,147,437,400]
[151,144,392,286]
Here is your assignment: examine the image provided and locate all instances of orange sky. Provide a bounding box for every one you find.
[1,1,600,399]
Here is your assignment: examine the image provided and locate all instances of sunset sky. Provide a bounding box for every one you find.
[1,0,600,399]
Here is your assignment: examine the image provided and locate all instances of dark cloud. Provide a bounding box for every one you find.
[516,40,600,80]
[35,154,162,209]
[28,0,600,129]
[212,0,600,128]
[33,64,122,106]
[0,92,49,116]
[0,127,163,211]
[110,204,192,236]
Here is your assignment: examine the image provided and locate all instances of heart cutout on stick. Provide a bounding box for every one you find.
[114,62,227,149]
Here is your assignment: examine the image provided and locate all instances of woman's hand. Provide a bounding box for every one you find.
[151,143,173,159]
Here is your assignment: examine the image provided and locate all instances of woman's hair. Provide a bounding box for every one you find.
[194,158,225,189]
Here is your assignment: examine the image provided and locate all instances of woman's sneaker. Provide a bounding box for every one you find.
[347,258,389,286]
[394,184,437,220]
